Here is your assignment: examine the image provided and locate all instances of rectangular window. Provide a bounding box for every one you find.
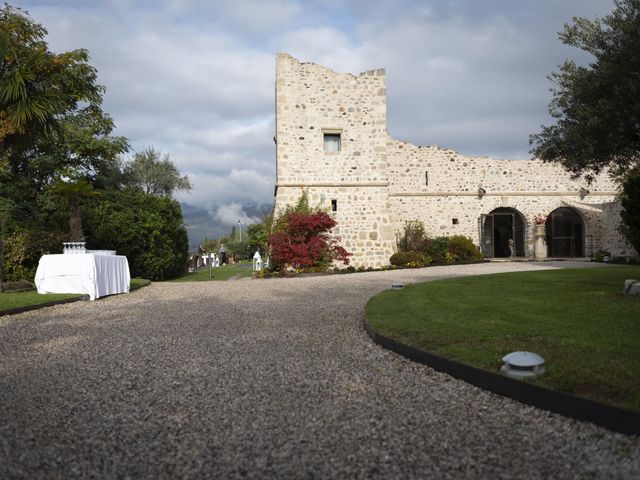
[331,199,337,212]
[324,133,341,152]
[425,171,429,186]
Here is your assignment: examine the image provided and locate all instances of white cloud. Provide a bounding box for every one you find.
[175,168,273,211]
[213,202,260,226]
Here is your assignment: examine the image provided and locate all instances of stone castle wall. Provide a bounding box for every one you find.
[274,53,636,267]
[385,139,621,258]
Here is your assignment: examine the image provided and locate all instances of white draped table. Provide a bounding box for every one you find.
[35,254,131,301]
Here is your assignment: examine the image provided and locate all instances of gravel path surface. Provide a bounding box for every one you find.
[1,261,638,479]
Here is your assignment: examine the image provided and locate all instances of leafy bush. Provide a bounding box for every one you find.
[393,220,484,266]
[397,220,426,252]
[447,235,483,262]
[422,237,451,264]
[3,229,66,281]
[269,211,351,271]
[269,190,351,271]
[389,251,431,267]
[272,190,317,234]
[84,190,188,280]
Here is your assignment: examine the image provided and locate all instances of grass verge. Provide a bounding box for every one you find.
[130,278,151,290]
[0,277,151,315]
[169,261,253,282]
[0,291,82,312]
[365,266,640,412]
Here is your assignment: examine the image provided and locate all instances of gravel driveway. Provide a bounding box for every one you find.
[1,261,638,479]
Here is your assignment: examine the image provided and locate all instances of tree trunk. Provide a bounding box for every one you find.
[68,196,84,241]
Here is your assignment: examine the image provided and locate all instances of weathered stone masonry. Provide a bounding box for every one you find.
[274,53,637,268]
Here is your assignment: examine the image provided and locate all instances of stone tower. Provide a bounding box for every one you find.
[274,53,396,267]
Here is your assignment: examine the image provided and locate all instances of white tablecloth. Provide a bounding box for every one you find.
[35,254,131,301]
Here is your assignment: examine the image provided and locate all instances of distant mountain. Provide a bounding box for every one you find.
[180,202,272,252]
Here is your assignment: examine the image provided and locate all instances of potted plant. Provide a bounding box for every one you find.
[533,214,546,237]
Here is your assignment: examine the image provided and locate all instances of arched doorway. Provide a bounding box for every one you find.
[546,207,584,257]
[480,208,526,258]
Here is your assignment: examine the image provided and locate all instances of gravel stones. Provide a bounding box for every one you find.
[1,261,638,478]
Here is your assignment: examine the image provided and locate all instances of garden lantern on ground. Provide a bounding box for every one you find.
[253,250,263,271]
[501,351,545,379]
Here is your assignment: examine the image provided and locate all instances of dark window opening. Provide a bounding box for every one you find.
[425,171,429,186]
[331,199,337,212]
[324,133,341,152]
[452,218,459,225]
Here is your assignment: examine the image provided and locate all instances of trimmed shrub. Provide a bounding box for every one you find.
[393,220,483,266]
[389,251,431,267]
[447,235,483,262]
[422,237,451,264]
[84,190,188,280]
[3,229,66,282]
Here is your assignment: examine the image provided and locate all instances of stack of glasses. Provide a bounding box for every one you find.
[63,242,86,254]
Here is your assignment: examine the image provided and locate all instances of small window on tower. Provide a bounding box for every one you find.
[331,199,338,212]
[324,133,341,152]
[425,171,429,186]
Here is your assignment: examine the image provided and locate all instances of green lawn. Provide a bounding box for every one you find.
[169,261,253,282]
[0,278,151,314]
[0,291,82,312]
[365,266,640,412]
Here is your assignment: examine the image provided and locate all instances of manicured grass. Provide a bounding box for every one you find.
[0,291,82,312]
[130,278,151,290]
[365,266,640,412]
[0,277,151,314]
[169,261,253,282]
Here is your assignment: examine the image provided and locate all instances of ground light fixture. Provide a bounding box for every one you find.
[501,351,545,379]
[391,283,405,289]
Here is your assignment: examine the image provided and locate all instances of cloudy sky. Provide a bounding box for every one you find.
[15,0,615,247]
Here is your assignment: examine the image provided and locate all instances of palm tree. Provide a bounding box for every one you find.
[1,6,63,291]
[49,179,101,242]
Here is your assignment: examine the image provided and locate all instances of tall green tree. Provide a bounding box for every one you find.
[124,147,191,197]
[529,0,640,181]
[530,0,640,255]
[0,4,128,285]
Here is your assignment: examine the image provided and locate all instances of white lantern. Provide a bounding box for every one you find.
[252,250,263,271]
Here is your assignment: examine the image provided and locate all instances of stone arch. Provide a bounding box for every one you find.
[545,207,585,257]
[481,207,527,258]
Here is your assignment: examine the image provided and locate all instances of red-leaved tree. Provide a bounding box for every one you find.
[268,211,351,271]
